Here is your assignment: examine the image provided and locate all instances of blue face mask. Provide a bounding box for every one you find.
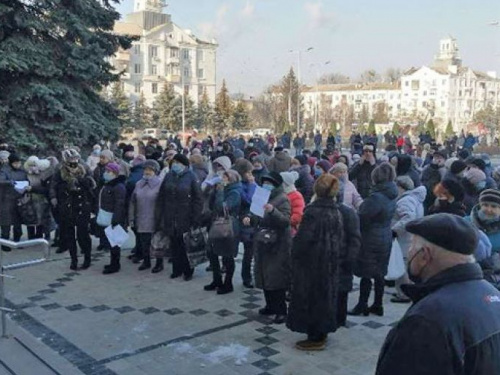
[262,183,274,192]
[103,172,114,182]
[171,163,184,174]
[314,168,323,177]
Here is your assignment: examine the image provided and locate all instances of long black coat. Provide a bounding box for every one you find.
[287,198,343,334]
[50,164,95,226]
[98,175,127,227]
[338,203,361,292]
[0,165,25,226]
[349,161,378,199]
[253,187,291,291]
[156,168,203,237]
[355,181,398,279]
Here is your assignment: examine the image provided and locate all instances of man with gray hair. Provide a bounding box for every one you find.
[376,213,500,375]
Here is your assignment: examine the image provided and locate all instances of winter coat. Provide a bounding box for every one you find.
[239,181,256,242]
[252,166,268,186]
[287,198,343,334]
[293,165,314,204]
[287,190,305,237]
[253,187,291,291]
[86,155,100,172]
[396,154,421,187]
[126,164,145,199]
[462,179,483,215]
[342,179,363,210]
[26,168,55,229]
[0,165,26,226]
[191,163,209,184]
[466,205,500,254]
[155,168,203,237]
[98,175,127,227]
[375,263,500,375]
[50,164,95,226]
[355,181,398,278]
[391,186,426,259]
[210,182,242,257]
[421,164,445,214]
[338,203,361,292]
[268,152,292,173]
[349,160,378,199]
[129,176,162,233]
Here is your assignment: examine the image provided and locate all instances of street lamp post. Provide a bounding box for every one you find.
[289,47,314,134]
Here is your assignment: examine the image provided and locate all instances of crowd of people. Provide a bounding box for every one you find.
[1,130,500,370]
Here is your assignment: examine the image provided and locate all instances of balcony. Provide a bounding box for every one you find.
[167,74,181,83]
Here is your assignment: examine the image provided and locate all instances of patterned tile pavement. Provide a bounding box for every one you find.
[0,243,410,374]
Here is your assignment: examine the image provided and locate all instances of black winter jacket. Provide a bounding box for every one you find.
[338,204,361,292]
[99,175,127,227]
[349,160,378,199]
[376,263,500,375]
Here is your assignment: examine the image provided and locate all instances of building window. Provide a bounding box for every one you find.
[411,80,419,90]
[198,69,204,79]
[197,50,204,61]
[134,64,141,74]
[134,45,140,54]
[405,81,409,87]
[151,65,157,75]
[150,46,158,57]
[184,67,190,78]
[198,85,204,97]
[184,85,190,95]
[170,48,179,58]
[183,49,190,60]
[134,82,141,93]
[152,83,158,94]
[423,91,427,96]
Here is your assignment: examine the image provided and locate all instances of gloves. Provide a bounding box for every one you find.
[50,198,58,207]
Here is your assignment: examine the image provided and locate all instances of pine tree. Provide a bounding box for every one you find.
[152,83,177,131]
[426,119,436,139]
[195,88,214,132]
[0,0,136,153]
[213,80,233,132]
[445,120,454,138]
[232,101,250,130]
[367,119,376,134]
[132,92,151,129]
[109,82,132,128]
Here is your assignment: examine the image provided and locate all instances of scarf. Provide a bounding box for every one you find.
[61,163,86,191]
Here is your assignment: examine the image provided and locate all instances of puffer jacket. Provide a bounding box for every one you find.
[98,175,127,227]
[287,190,305,237]
[129,176,162,233]
[342,179,363,210]
[391,186,426,258]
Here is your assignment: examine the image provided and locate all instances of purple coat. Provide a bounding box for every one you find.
[129,176,161,233]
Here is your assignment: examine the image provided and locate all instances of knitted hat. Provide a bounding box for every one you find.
[395,175,414,191]
[100,149,114,161]
[372,162,396,184]
[294,155,308,166]
[131,154,146,167]
[330,162,348,174]
[143,160,160,174]
[172,153,190,167]
[105,162,120,174]
[213,156,232,172]
[479,189,500,207]
[450,160,467,175]
[93,144,102,151]
[465,168,486,185]
[232,158,253,178]
[316,160,333,173]
[261,172,283,187]
[280,171,299,187]
[8,154,21,165]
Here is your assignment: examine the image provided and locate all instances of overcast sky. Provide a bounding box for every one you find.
[115,0,500,96]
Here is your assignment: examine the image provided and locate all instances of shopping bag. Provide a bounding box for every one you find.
[184,227,208,268]
[385,239,406,280]
[150,231,171,258]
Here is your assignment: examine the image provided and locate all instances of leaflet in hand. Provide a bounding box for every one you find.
[104,225,129,248]
[250,186,271,218]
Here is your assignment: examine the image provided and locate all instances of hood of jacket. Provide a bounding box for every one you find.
[372,181,398,200]
[399,185,426,203]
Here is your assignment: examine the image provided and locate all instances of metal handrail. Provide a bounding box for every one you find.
[0,239,50,338]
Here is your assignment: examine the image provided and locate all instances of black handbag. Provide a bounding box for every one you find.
[17,194,37,225]
[183,227,208,268]
[254,228,278,248]
[208,205,234,243]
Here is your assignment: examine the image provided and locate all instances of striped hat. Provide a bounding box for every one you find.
[479,189,500,207]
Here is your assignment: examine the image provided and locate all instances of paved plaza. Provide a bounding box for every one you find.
[0,239,408,375]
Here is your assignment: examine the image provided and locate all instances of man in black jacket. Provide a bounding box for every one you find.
[376,214,500,375]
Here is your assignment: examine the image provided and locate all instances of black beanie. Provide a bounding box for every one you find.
[450,160,467,175]
[294,155,308,166]
[172,153,190,167]
[8,154,20,165]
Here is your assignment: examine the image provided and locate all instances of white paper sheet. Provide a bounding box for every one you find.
[14,181,29,191]
[104,225,129,248]
[250,186,271,218]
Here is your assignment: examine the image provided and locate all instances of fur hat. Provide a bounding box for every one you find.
[213,156,232,172]
[330,162,348,174]
[143,160,160,174]
[372,162,396,184]
[172,153,190,167]
[105,162,120,174]
[100,149,114,161]
[232,158,253,178]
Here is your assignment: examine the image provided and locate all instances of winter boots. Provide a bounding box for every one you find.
[103,248,121,274]
[152,258,164,273]
[138,255,151,271]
